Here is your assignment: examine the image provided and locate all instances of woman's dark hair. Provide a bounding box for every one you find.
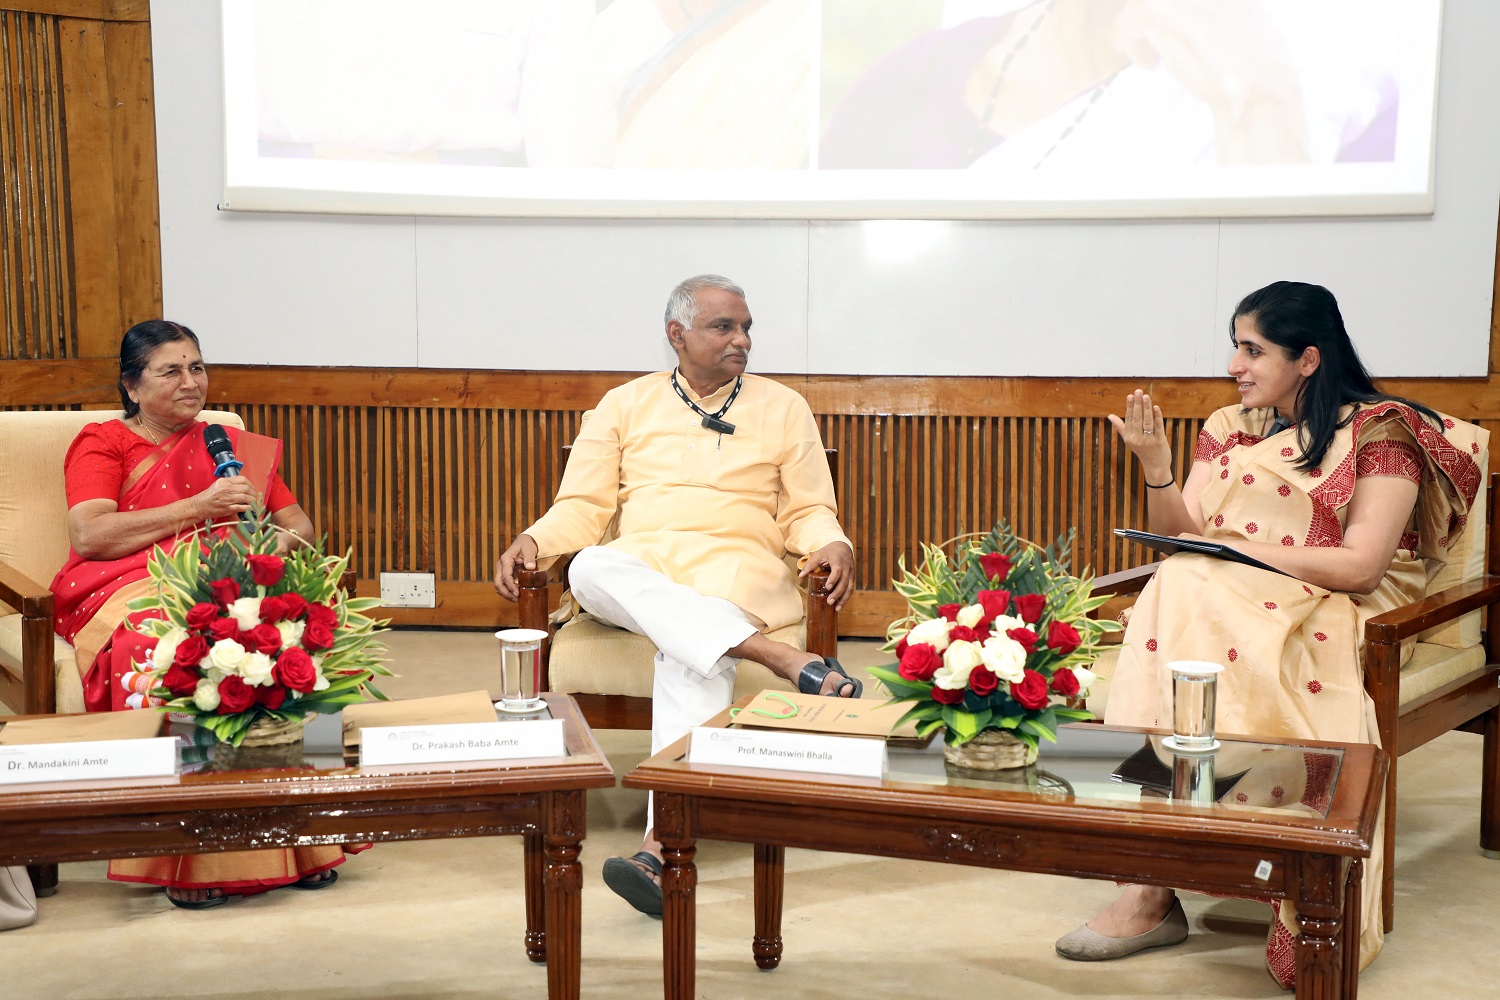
[1232,281,1440,473]
[118,319,201,419]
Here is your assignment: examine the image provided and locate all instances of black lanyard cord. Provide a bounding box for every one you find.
[670,369,742,435]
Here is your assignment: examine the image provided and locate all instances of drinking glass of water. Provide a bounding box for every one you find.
[1167,660,1223,752]
[495,628,548,712]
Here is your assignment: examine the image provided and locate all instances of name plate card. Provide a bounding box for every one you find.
[689,727,887,779]
[358,720,565,767]
[0,737,179,785]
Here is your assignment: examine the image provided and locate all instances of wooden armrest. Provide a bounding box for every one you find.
[804,566,837,659]
[0,559,53,618]
[1092,561,1160,598]
[516,553,568,591]
[1364,574,1500,645]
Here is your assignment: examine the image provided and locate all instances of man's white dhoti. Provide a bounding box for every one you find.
[567,546,759,760]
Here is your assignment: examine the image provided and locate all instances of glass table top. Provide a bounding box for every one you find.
[878,725,1344,818]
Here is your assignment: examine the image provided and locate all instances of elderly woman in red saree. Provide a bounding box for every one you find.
[49,319,362,909]
[1054,282,1483,989]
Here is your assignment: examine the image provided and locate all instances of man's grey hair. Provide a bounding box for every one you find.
[664,274,746,329]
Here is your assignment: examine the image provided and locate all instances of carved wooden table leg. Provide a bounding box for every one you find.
[543,790,586,1000]
[524,830,546,963]
[1294,853,1348,1000]
[657,792,698,1000]
[753,843,785,970]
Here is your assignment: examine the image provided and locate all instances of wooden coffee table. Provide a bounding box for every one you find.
[0,693,613,1000]
[623,714,1386,1000]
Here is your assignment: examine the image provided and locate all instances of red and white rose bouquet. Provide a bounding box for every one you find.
[869,522,1119,753]
[126,511,391,746]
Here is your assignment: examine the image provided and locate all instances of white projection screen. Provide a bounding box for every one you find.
[221,0,1443,220]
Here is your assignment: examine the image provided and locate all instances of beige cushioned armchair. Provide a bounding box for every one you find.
[0,409,243,715]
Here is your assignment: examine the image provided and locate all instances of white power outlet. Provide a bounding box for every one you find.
[379,572,436,608]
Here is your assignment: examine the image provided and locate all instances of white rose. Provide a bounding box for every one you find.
[905,617,953,652]
[955,604,985,628]
[240,651,275,687]
[311,655,330,692]
[980,636,1029,683]
[227,597,264,631]
[277,620,306,648]
[208,638,248,676]
[989,614,1027,637]
[150,627,190,672]
[933,640,983,690]
[1070,666,1098,696]
[192,678,221,712]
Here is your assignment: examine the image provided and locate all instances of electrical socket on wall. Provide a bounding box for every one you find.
[379,572,436,608]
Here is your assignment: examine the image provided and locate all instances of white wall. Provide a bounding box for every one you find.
[154,0,1500,379]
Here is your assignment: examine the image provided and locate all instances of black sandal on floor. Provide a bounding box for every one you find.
[797,656,862,698]
[601,851,663,917]
[289,869,338,890]
[166,887,227,910]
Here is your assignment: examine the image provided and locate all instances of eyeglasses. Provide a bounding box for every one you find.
[146,363,208,381]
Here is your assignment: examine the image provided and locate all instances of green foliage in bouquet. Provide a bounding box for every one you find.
[126,508,391,746]
[869,520,1120,751]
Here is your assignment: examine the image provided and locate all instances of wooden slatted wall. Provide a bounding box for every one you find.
[0,8,76,361]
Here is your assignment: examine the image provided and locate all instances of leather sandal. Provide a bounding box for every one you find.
[602,851,663,917]
[165,887,228,910]
[796,657,862,698]
[289,869,338,890]
[1054,897,1189,961]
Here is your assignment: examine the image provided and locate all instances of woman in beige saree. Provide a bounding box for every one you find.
[1054,282,1483,988]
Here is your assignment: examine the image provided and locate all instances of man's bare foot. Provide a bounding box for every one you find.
[1085,884,1177,938]
[727,634,861,697]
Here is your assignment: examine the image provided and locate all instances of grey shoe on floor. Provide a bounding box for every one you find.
[1055,897,1189,961]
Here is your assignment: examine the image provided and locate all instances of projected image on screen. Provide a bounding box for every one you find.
[222,0,1442,218]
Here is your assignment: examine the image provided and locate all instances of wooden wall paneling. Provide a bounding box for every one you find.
[1,9,73,361]
[57,14,158,357]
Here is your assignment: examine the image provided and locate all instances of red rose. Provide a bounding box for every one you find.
[185,602,219,630]
[246,554,286,587]
[209,618,239,643]
[932,685,965,705]
[968,665,1000,697]
[977,589,1011,619]
[1050,668,1081,696]
[301,620,335,652]
[244,623,283,656]
[257,595,288,623]
[937,604,961,623]
[978,552,1012,582]
[1013,593,1046,623]
[898,643,942,682]
[173,634,210,669]
[255,684,287,710]
[216,675,255,714]
[280,593,309,620]
[1005,627,1039,652]
[894,636,909,659]
[208,577,240,606]
[948,625,980,644]
[1047,620,1082,657]
[161,663,200,698]
[1010,669,1050,710]
[273,647,318,692]
[306,603,337,629]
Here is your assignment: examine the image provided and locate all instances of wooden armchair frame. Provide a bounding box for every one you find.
[516,449,842,731]
[1088,472,1500,933]
[0,564,56,716]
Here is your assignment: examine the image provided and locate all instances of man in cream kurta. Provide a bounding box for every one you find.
[495,274,854,916]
